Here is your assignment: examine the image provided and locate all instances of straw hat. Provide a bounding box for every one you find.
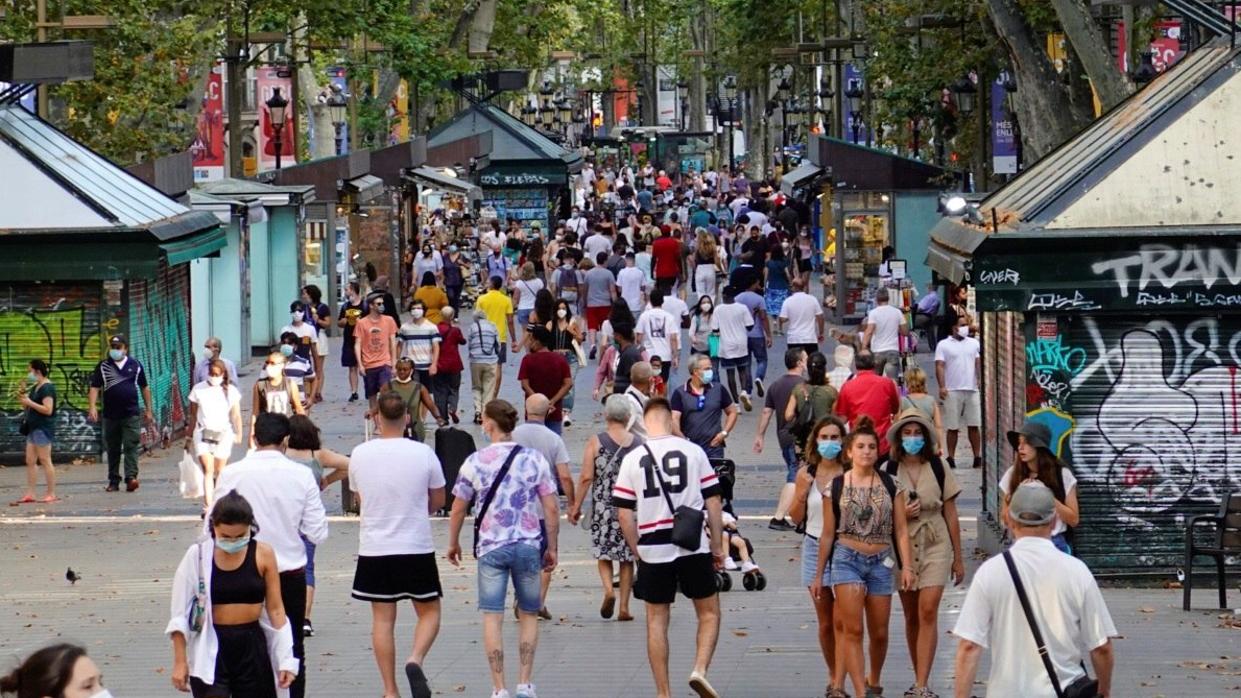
[886,407,937,453]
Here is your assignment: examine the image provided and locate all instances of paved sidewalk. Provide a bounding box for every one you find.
[1,333,1237,695]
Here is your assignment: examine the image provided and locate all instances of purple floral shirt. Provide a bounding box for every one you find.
[452,442,557,557]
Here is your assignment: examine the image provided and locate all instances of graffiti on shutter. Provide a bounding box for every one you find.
[128,263,192,449]
[0,283,107,456]
[1022,313,1241,573]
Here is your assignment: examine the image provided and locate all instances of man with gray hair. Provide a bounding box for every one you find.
[466,309,501,424]
[624,361,654,437]
[193,336,239,385]
[952,481,1117,698]
[512,394,575,620]
[862,287,907,379]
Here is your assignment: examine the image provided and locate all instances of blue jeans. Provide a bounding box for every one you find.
[1051,533,1072,555]
[561,351,579,413]
[747,336,768,386]
[546,419,563,436]
[478,542,543,613]
[781,444,799,483]
[704,444,724,460]
[830,544,895,596]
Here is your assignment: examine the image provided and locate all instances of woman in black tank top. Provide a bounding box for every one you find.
[169,491,296,697]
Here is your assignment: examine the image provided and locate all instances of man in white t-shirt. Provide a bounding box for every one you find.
[862,288,907,379]
[953,481,1116,698]
[710,285,756,411]
[614,398,725,698]
[348,392,446,698]
[617,253,648,313]
[636,289,681,383]
[652,292,689,369]
[935,314,982,469]
[778,278,825,355]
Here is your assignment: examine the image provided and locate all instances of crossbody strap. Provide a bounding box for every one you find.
[473,446,523,558]
[1003,551,1065,698]
[641,443,678,514]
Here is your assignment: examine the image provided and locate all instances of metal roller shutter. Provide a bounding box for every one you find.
[0,282,105,457]
[982,313,999,513]
[127,262,193,450]
[1061,313,1241,574]
[982,311,1026,516]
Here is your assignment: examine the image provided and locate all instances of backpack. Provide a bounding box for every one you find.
[557,266,579,298]
[789,384,837,447]
[829,470,902,566]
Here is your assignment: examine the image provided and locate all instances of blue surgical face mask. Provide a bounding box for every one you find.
[215,534,251,554]
[700,369,714,384]
[109,348,125,362]
[27,371,37,382]
[902,436,926,454]
[449,245,458,253]
[280,344,294,357]
[817,440,842,459]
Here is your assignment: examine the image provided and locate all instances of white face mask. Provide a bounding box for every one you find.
[957,325,971,338]
[88,691,115,698]
[411,308,425,320]
[291,311,302,323]
[556,309,567,319]
[208,376,224,387]
[266,365,283,380]
[203,347,217,359]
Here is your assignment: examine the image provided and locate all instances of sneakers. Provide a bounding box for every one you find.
[688,671,719,698]
[588,345,598,360]
[768,517,795,532]
[348,392,359,402]
[515,683,538,698]
[491,691,511,698]
[740,392,752,411]
[903,687,938,698]
[865,685,884,697]
[125,478,140,492]
[741,561,759,573]
[754,378,765,397]
[723,557,739,571]
[562,414,572,428]
[303,618,314,637]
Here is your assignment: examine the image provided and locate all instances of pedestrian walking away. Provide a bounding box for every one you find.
[348,393,447,698]
[517,327,572,437]
[752,348,809,531]
[734,278,771,400]
[788,416,848,694]
[636,289,681,384]
[88,334,154,492]
[13,359,58,505]
[834,351,900,458]
[447,400,560,698]
[935,314,982,469]
[168,491,298,698]
[779,278,825,356]
[413,271,450,326]
[434,306,467,425]
[882,409,965,698]
[863,288,908,381]
[207,413,329,698]
[952,481,1117,698]
[710,286,755,411]
[613,398,725,698]
[814,416,916,698]
[1000,420,1081,555]
[476,276,518,394]
[466,310,502,422]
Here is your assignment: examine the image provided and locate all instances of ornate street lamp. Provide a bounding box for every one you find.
[1132,50,1158,85]
[844,78,865,143]
[951,74,977,116]
[326,84,349,156]
[265,87,289,170]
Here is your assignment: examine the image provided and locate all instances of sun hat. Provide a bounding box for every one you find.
[886,407,937,454]
[1007,420,1052,452]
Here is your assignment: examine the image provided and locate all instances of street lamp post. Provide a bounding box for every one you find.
[723,75,737,171]
[266,87,289,170]
[677,80,689,130]
[844,78,864,144]
[326,85,349,156]
[818,79,834,138]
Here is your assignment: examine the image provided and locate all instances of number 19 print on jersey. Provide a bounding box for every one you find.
[611,435,723,564]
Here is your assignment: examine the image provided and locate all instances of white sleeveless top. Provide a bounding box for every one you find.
[806,480,826,538]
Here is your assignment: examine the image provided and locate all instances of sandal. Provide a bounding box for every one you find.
[39,495,60,503]
[10,494,35,506]
[617,611,634,622]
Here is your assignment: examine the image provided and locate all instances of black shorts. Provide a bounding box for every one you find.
[190,622,275,698]
[635,553,717,604]
[351,553,443,603]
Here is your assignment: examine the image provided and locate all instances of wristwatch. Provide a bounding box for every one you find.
[720,430,729,438]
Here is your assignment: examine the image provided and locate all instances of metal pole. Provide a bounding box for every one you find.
[275,127,283,170]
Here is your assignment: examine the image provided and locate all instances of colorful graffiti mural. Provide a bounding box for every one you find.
[128,268,192,448]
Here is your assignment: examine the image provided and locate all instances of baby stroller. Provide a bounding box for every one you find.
[709,458,767,592]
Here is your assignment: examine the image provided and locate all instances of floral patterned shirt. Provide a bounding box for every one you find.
[452,442,557,557]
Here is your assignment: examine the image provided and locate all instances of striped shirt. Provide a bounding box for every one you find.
[612,435,722,563]
[398,320,442,370]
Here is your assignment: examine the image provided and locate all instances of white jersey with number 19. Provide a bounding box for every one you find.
[612,434,722,564]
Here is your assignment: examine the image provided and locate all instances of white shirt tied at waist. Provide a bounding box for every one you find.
[165,542,299,695]
[206,449,329,571]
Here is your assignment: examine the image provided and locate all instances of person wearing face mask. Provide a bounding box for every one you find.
[281,302,319,404]
[355,292,400,417]
[194,338,240,386]
[879,409,964,698]
[88,334,154,493]
[384,357,444,441]
[934,314,982,469]
[250,352,306,447]
[413,241,444,288]
[300,286,332,405]
[549,300,584,427]
[669,354,739,460]
[442,244,468,311]
[788,416,848,696]
[568,394,643,623]
[173,490,299,697]
[687,295,720,378]
[11,359,57,505]
[278,333,317,403]
[185,360,243,509]
[413,271,450,324]
[337,282,368,403]
[206,414,328,698]
[1,643,113,698]
[399,299,442,388]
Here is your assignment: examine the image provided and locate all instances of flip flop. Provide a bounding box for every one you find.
[600,595,615,619]
[10,495,35,506]
[39,495,60,503]
[617,611,634,622]
[404,662,432,698]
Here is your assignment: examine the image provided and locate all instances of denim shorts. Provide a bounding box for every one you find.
[830,544,895,596]
[477,542,542,613]
[302,537,317,587]
[363,365,393,398]
[516,308,533,328]
[781,444,799,483]
[801,535,831,588]
[26,428,53,447]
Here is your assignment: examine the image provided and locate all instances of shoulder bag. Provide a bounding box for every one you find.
[187,542,207,633]
[642,443,705,550]
[1003,551,1100,698]
[473,446,524,558]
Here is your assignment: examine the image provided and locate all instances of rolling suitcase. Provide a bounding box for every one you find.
[434,426,476,512]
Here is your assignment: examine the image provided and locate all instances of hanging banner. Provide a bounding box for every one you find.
[389,78,409,144]
[192,62,225,182]
[991,79,1017,175]
[257,66,296,171]
[1115,20,1184,74]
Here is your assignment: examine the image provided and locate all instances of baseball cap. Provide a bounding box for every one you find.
[109,334,127,347]
[1009,481,1056,526]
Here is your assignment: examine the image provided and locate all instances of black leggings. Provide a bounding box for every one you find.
[190,622,276,698]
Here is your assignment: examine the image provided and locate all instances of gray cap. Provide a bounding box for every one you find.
[1009,481,1056,526]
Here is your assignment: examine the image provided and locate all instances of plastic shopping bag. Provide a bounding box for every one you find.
[178,451,204,499]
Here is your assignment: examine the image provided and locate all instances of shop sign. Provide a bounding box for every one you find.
[479,172,554,186]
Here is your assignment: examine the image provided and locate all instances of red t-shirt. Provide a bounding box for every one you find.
[834,372,901,454]
[436,323,466,373]
[517,350,572,421]
[652,236,682,279]
[656,175,673,191]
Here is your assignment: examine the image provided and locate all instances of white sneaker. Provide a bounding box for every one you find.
[741,561,759,573]
[740,392,752,411]
[724,557,739,571]
[491,690,511,698]
[516,684,538,698]
[562,414,572,428]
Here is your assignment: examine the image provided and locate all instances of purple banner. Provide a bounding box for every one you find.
[991,79,1017,174]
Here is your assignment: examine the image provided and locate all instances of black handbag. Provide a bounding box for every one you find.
[1003,551,1100,698]
[17,417,29,436]
[642,444,705,551]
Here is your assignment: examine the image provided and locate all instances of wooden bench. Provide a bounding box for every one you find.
[1183,493,1241,611]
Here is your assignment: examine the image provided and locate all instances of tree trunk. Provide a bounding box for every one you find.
[1047,0,1134,110]
[985,0,1089,160]
[469,0,498,53]
[743,86,764,179]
